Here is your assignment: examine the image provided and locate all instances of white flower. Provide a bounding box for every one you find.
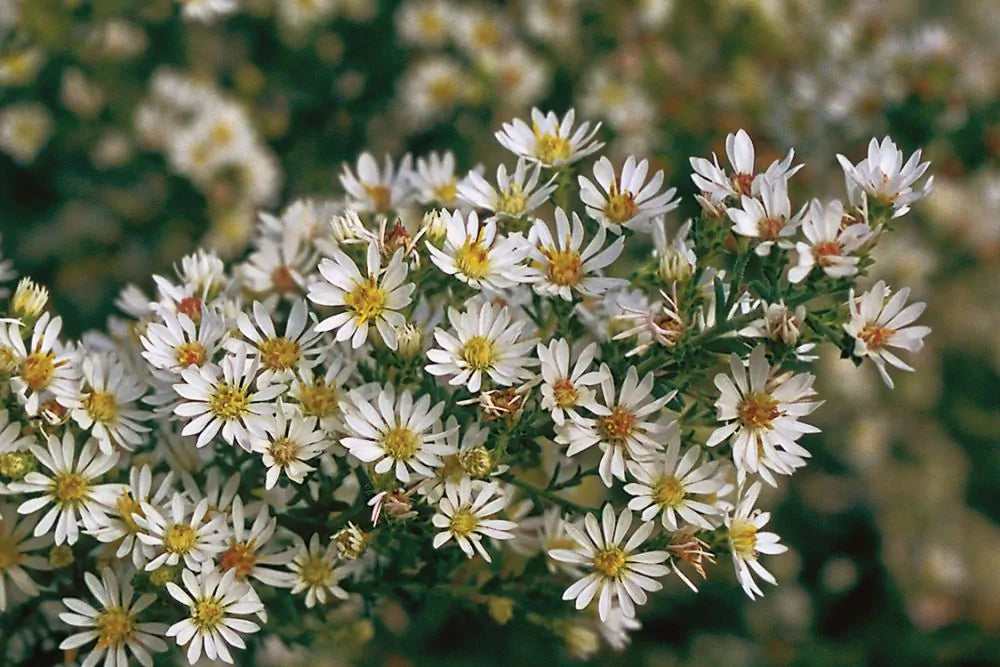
[726,482,787,599]
[837,136,933,218]
[136,495,228,572]
[707,346,821,485]
[456,157,556,219]
[12,433,119,546]
[548,504,670,621]
[173,353,285,450]
[89,465,175,569]
[0,505,52,611]
[426,209,536,290]
[527,208,627,300]
[232,299,324,385]
[287,534,349,608]
[218,496,294,587]
[237,222,317,297]
[166,568,264,665]
[177,0,239,23]
[423,417,498,501]
[689,128,801,207]
[309,240,415,350]
[340,383,452,483]
[339,152,415,214]
[726,177,801,255]
[844,280,931,388]
[431,478,517,563]
[140,309,226,374]
[653,218,697,283]
[556,365,673,487]
[495,108,603,167]
[623,423,726,530]
[249,403,328,489]
[579,156,679,233]
[287,358,355,430]
[537,339,606,426]
[0,408,34,457]
[2,313,79,415]
[71,352,151,454]
[788,199,871,283]
[738,301,817,361]
[426,303,539,393]
[411,150,465,207]
[58,567,168,667]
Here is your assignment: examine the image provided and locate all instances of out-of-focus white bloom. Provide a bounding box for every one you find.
[339,153,415,214]
[396,0,453,48]
[398,58,470,129]
[0,102,53,164]
[789,199,871,283]
[537,339,606,426]
[837,136,933,218]
[0,506,52,611]
[177,0,239,23]
[411,151,464,208]
[727,482,788,599]
[457,158,556,219]
[527,208,627,300]
[579,156,679,233]
[844,280,931,388]
[727,177,801,255]
[275,0,337,31]
[478,45,550,110]
[549,504,670,621]
[431,479,517,563]
[495,108,603,168]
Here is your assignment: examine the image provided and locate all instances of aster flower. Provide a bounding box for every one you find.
[726,482,787,599]
[844,280,931,388]
[738,301,817,362]
[71,351,151,454]
[456,157,556,219]
[140,309,226,375]
[426,209,536,290]
[287,358,355,431]
[287,534,349,608]
[0,506,52,611]
[579,156,680,233]
[788,199,871,283]
[411,150,470,208]
[339,152,415,214]
[11,432,119,546]
[707,346,821,485]
[556,365,674,487]
[689,128,802,207]
[495,108,603,167]
[238,224,318,298]
[537,339,606,426]
[58,567,168,667]
[837,136,933,218]
[89,465,175,569]
[308,239,415,350]
[165,568,264,665]
[136,495,228,572]
[173,352,285,450]
[249,403,329,489]
[726,177,801,255]
[426,303,539,393]
[548,504,670,621]
[2,313,79,416]
[423,417,498,501]
[431,478,517,563]
[218,497,294,587]
[340,383,452,483]
[231,299,324,385]
[653,218,697,284]
[527,208,627,301]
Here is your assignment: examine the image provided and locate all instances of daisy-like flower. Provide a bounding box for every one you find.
[726,177,801,255]
[537,339,606,426]
[456,158,556,219]
[339,152,415,214]
[653,218,697,283]
[707,346,821,485]
[58,567,168,667]
[89,466,175,569]
[837,136,933,219]
[165,568,264,665]
[308,240,415,350]
[71,352,151,454]
[495,108,603,168]
[426,303,539,393]
[548,504,670,621]
[287,358,355,431]
[232,299,324,385]
[140,309,226,375]
[287,534,349,609]
[527,208,627,301]
[238,223,317,298]
[689,128,802,207]
[249,403,328,489]
[12,433,119,546]
[3,313,79,415]
[411,150,465,207]
[843,280,931,388]
[431,478,517,563]
[0,506,52,611]
[340,384,452,483]
[512,507,585,576]
[218,497,294,587]
[726,482,787,599]
[556,365,673,487]
[623,423,726,530]
[788,199,871,283]
[173,353,285,450]
[136,495,228,572]
[738,301,817,362]
[426,209,535,290]
[579,156,679,233]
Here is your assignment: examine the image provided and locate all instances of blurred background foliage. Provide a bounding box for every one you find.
[1,0,997,664]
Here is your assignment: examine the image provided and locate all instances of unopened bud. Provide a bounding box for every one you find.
[0,451,36,481]
[333,522,367,560]
[148,566,176,587]
[422,209,448,243]
[459,447,493,478]
[11,277,49,318]
[49,545,75,568]
[561,624,599,659]
[395,323,422,359]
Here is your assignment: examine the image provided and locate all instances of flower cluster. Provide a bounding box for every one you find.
[0,110,931,662]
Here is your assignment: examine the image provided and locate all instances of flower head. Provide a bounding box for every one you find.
[579,156,679,233]
[431,479,517,563]
[427,210,536,290]
[495,108,603,167]
[726,482,787,599]
[837,136,933,218]
[527,208,627,300]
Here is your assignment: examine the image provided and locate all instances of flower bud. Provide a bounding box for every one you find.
[561,624,599,660]
[488,596,514,625]
[395,322,423,360]
[49,545,75,568]
[11,277,49,319]
[333,522,367,560]
[148,566,176,587]
[422,209,448,244]
[0,451,36,481]
[459,447,493,478]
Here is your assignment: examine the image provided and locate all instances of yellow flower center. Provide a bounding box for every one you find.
[0,451,35,480]
[209,122,234,147]
[458,447,493,478]
[259,336,301,370]
[164,523,198,555]
[593,546,627,578]
[0,344,18,374]
[859,324,894,350]
[53,472,89,508]
[729,519,758,557]
[85,391,118,423]
[737,391,780,429]
[175,341,207,368]
[552,379,579,409]
[21,351,55,391]
[220,540,258,579]
[433,181,458,205]
[428,76,459,105]
[597,406,636,445]
[49,544,74,567]
[653,475,686,508]
[542,246,582,287]
[116,492,145,534]
[209,382,250,420]
[461,336,496,371]
[604,183,638,224]
[455,239,492,279]
[449,508,479,537]
[95,607,136,649]
[343,276,387,325]
[497,184,528,215]
[192,598,225,632]
[268,436,299,467]
[297,379,339,417]
[363,184,392,213]
[0,535,23,571]
[532,126,571,164]
[299,555,332,587]
[381,427,420,461]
